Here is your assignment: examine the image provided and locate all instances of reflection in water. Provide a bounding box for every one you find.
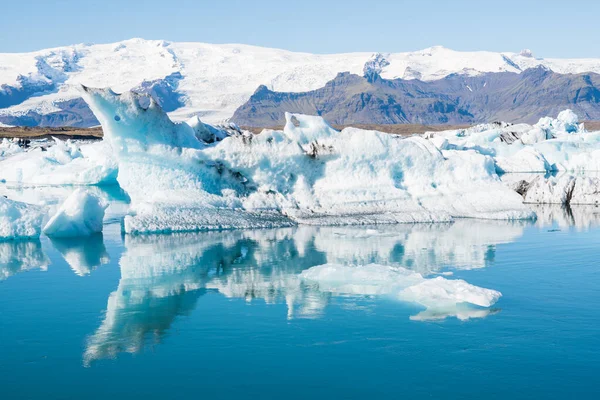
[82,221,534,365]
[50,234,110,276]
[4,205,600,365]
[532,204,600,231]
[0,240,49,281]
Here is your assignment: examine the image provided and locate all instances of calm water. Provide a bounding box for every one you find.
[1,206,599,399]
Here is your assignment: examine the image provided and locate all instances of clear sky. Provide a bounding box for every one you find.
[1,0,598,58]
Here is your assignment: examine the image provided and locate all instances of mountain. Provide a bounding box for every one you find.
[231,68,600,126]
[1,38,600,127]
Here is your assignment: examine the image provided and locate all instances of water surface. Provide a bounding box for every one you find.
[1,206,599,399]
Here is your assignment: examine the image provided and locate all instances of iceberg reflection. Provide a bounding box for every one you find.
[531,204,600,231]
[84,221,531,364]
[0,240,49,281]
[50,233,110,276]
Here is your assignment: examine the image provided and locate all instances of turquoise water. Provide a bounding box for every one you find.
[1,208,599,399]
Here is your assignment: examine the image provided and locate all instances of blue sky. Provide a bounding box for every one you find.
[2,0,598,57]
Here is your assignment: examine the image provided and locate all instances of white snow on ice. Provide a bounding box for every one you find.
[0,196,45,240]
[0,137,117,185]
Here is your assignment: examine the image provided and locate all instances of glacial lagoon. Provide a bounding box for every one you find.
[1,205,599,399]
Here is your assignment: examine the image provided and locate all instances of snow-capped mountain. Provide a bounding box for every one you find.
[2,38,600,127]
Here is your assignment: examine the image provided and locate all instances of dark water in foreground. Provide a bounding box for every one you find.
[1,209,599,399]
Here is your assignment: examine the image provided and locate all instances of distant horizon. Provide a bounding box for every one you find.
[2,0,599,58]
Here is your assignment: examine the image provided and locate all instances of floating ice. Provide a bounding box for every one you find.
[81,87,533,233]
[523,174,600,206]
[0,197,45,240]
[0,138,117,185]
[43,189,108,238]
[0,138,24,161]
[428,109,600,174]
[300,263,501,320]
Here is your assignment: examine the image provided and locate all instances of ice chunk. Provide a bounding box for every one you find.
[523,174,600,206]
[0,138,118,185]
[300,263,501,320]
[283,112,338,144]
[0,197,45,240]
[43,189,108,237]
[185,115,231,143]
[0,138,24,161]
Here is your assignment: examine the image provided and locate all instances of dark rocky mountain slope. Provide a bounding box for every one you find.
[232,68,600,126]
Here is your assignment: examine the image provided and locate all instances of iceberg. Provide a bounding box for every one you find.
[0,196,45,240]
[428,109,600,174]
[0,138,24,161]
[43,189,108,237]
[0,137,118,186]
[427,110,600,206]
[80,87,533,233]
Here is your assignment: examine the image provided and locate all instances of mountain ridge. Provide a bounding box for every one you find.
[232,68,600,126]
[2,38,600,127]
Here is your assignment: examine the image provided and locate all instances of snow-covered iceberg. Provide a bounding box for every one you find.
[0,138,117,186]
[43,189,107,237]
[427,110,600,173]
[426,110,600,206]
[0,197,45,240]
[81,87,533,233]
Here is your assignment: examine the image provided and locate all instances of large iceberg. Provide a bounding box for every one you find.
[80,87,533,233]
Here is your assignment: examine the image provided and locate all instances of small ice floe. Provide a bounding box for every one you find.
[43,189,108,238]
